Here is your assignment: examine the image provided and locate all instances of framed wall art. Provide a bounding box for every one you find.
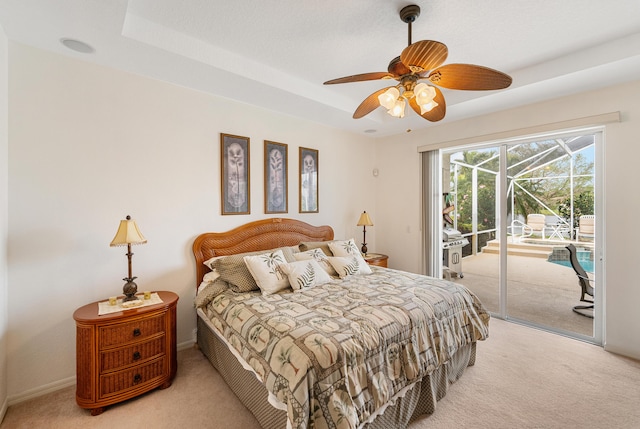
[264,140,288,214]
[299,147,318,213]
[221,133,250,215]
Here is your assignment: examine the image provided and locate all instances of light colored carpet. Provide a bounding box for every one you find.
[2,318,639,429]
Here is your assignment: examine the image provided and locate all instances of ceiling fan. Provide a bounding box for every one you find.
[323,4,512,122]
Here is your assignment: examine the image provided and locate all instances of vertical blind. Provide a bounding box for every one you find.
[421,150,441,277]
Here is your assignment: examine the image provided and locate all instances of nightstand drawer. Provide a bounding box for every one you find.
[100,336,166,372]
[99,357,165,398]
[98,313,166,348]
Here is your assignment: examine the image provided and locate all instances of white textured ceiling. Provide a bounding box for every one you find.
[2,0,640,137]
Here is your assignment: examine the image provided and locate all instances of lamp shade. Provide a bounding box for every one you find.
[110,215,147,247]
[378,87,400,110]
[388,98,406,118]
[357,211,374,227]
[414,83,439,114]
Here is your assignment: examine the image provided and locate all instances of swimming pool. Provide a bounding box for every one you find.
[550,258,594,273]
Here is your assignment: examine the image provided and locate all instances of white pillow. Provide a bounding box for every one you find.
[197,270,221,295]
[328,238,361,257]
[294,248,338,276]
[280,260,332,291]
[327,256,372,278]
[328,239,371,276]
[243,249,290,295]
[203,270,220,283]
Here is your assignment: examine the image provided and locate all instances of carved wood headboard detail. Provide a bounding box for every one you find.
[192,218,334,288]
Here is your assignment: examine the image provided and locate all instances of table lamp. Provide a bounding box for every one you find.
[110,215,147,301]
[356,211,374,255]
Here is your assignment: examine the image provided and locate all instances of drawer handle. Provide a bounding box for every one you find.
[133,328,141,337]
[133,351,141,361]
[133,374,142,384]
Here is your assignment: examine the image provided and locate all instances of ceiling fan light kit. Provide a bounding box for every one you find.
[324,4,512,122]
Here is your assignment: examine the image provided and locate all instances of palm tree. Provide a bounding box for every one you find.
[260,252,286,279]
[387,346,401,378]
[249,325,267,346]
[277,345,300,375]
[230,307,244,323]
[311,335,335,365]
[310,317,329,329]
[346,351,358,371]
[333,396,353,426]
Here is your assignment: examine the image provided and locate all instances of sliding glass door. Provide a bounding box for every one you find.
[441,130,601,343]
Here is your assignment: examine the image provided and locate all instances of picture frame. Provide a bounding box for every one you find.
[264,140,288,214]
[299,147,318,213]
[221,133,250,215]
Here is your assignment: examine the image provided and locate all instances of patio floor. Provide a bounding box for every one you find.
[450,250,593,337]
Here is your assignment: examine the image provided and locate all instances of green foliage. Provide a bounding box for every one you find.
[558,191,594,226]
[449,141,594,238]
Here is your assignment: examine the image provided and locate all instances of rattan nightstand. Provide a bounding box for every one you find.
[73,291,178,415]
[364,253,389,268]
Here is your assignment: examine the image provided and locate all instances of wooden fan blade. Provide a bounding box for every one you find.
[409,86,446,122]
[387,56,411,76]
[400,40,448,73]
[324,72,394,85]
[353,87,395,119]
[428,64,512,90]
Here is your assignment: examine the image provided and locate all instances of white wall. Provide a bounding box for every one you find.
[6,42,378,400]
[376,80,640,360]
[0,23,9,422]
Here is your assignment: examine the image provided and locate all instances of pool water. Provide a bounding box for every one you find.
[550,258,594,273]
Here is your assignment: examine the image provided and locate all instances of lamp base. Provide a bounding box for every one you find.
[361,244,368,255]
[122,278,139,302]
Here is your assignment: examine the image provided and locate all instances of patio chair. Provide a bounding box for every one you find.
[576,215,595,242]
[526,214,546,239]
[566,244,594,318]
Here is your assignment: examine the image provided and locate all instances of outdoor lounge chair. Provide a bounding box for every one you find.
[566,243,594,318]
[526,214,546,239]
[576,215,595,242]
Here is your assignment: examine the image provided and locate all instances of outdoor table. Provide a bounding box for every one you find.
[547,223,570,240]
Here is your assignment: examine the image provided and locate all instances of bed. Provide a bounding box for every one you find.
[193,218,489,429]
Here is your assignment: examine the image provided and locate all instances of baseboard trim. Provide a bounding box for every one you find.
[1,396,8,424]
[7,375,76,406]
[6,340,196,407]
[177,339,195,351]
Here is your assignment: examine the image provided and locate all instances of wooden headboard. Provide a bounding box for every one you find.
[192,218,334,288]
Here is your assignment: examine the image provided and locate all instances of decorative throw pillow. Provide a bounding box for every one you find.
[327,256,372,278]
[213,247,296,293]
[298,241,334,256]
[294,248,338,276]
[328,239,371,275]
[280,259,332,291]
[203,255,223,270]
[243,249,291,295]
[328,238,360,257]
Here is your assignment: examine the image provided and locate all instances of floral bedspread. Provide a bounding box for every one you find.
[198,267,490,429]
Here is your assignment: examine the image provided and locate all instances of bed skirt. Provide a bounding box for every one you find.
[196,314,477,429]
